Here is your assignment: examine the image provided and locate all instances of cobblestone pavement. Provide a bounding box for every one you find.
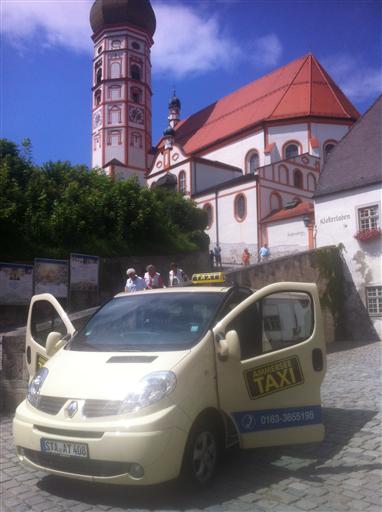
[1,341,381,512]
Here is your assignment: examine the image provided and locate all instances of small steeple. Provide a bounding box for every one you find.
[168,90,181,129]
[163,124,175,149]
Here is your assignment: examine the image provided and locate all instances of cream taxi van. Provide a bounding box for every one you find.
[13,276,326,486]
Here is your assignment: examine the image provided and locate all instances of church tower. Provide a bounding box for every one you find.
[90,0,156,183]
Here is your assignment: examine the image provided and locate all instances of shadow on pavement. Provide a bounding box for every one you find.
[37,406,381,510]
[327,339,381,354]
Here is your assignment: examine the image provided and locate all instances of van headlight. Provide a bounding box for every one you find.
[27,367,49,408]
[119,371,176,414]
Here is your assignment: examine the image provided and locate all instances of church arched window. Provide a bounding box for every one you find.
[248,152,259,173]
[293,169,303,189]
[109,85,121,100]
[234,194,247,222]
[94,90,101,106]
[131,87,142,103]
[270,192,282,212]
[96,68,102,85]
[109,130,121,146]
[131,131,143,148]
[108,106,121,125]
[178,171,186,194]
[131,64,141,81]
[110,61,121,79]
[284,142,300,159]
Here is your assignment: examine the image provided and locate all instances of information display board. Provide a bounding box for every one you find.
[70,253,99,292]
[34,258,68,298]
[0,263,33,305]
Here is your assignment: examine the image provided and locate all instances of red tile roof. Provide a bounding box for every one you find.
[262,201,314,223]
[171,54,359,156]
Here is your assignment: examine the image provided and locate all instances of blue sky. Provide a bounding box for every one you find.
[1,0,381,167]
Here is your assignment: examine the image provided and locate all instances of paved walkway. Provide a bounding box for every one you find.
[1,341,381,512]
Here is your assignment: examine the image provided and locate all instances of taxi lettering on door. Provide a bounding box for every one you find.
[245,356,304,399]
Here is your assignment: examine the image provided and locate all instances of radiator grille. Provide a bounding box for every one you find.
[36,396,68,415]
[33,396,122,417]
[83,399,121,417]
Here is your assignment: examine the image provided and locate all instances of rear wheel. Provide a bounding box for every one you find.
[182,420,221,486]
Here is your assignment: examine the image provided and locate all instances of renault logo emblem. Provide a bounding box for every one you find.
[66,400,78,418]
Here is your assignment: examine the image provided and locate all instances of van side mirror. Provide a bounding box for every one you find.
[46,331,64,357]
[226,330,241,361]
[216,330,241,361]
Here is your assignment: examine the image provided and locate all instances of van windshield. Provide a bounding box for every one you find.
[69,292,224,352]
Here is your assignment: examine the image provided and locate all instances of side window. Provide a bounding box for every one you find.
[262,292,313,352]
[31,300,67,348]
[227,291,313,360]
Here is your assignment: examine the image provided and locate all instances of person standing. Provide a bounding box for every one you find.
[214,245,222,268]
[209,250,215,269]
[125,268,146,292]
[168,262,187,287]
[242,248,251,266]
[144,264,164,289]
[259,243,270,262]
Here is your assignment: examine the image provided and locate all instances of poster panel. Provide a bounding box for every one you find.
[70,253,99,292]
[34,258,68,298]
[0,263,33,305]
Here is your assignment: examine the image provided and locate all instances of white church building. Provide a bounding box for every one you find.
[89,0,361,263]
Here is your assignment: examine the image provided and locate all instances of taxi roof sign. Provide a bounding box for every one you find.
[192,272,226,284]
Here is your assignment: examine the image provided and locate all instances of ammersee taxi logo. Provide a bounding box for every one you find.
[245,356,303,399]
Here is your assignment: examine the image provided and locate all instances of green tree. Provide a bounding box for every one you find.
[0,138,209,260]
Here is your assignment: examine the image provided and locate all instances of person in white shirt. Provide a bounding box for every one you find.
[144,264,164,289]
[168,262,187,287]
[125,268,146,292]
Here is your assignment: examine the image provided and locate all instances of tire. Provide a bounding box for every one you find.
[182,420,221,487]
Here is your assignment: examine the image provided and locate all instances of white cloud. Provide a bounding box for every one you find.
[1,0,282,77]
[322,54,382,102]
[1,0,93,54]
[249,33,283,69]
[152,2,242,77]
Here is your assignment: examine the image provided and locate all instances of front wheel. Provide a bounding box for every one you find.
[182,422,220,486]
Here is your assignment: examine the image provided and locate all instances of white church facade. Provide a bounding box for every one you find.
[89,0,360,264]
[146,53,359,262]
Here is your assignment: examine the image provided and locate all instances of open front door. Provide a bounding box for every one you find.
[214,282,326,449]
[26,294,75,379]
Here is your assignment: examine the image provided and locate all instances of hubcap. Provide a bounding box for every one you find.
[192,430,217,483]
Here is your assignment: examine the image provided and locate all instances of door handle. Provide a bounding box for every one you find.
[312,348,323,371]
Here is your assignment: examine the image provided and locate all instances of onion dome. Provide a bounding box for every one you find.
[169,91,181,110]
[90,0,156,38]
[163,125,175,138]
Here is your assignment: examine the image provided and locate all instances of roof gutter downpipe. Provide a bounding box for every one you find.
[215,188,219,247]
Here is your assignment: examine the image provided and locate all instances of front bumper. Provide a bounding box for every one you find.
[13,400,189,485]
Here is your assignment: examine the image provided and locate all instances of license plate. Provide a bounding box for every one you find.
[40,438,89,458]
